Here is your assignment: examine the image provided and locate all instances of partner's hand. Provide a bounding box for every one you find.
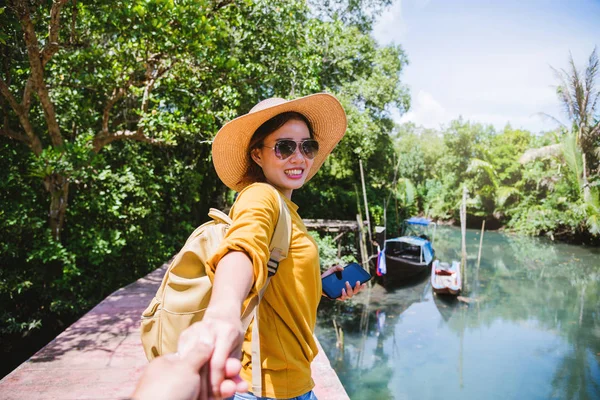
[132,342,215,400]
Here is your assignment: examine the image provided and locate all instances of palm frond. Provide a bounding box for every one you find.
[583,47,599,126]
[396,177,416,206]
[562,131,583,189]
[536,112,567,129]
[568,52,585,126]
[519,144,563,164]
[585,187,600,236]
[552,65,576,121]
[496,186,521,208]
[467,157,497,176]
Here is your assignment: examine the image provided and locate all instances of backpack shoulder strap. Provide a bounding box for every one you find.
[249,186,292,396]
[240,188,291,322]
[266,192,292,276]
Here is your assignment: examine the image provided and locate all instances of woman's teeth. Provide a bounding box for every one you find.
[285,169,303,176]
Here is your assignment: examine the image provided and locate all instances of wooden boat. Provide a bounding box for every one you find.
[431,260,462,295]
[376,218,436,283]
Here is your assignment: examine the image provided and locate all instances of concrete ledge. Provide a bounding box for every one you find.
[0,265,349,400]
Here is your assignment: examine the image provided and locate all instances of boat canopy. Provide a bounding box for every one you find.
[401,217,436,244]
[384,236,434,265]
[404,217,432,226]
[386,236,429,246]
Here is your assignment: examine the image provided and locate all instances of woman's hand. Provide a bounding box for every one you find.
[321,264,367,301]
[177,312,248,399]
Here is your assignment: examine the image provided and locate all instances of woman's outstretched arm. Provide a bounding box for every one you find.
[177,250,253,399]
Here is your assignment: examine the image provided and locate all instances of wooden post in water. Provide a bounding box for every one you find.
[383,198,387,243]
[460,186,468,293]
[356,214,369,270]
[359,159,373,250]
[477,220,485,269]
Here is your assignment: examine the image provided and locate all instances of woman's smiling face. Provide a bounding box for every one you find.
[251,119,315,199]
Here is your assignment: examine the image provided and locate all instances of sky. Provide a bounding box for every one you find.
[372,0,600,133]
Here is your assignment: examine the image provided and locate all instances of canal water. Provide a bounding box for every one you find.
[315,226,600,400]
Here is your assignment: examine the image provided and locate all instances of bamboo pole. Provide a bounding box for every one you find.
[359,159,373,249]
[383,198,387,243]
[356,214,368,270]
[386,152,402,233]
[460,186,468,293]
[476,220,485,269]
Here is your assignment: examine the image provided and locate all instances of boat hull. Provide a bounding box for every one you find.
[431,260,462,296]
[384,255,432,281]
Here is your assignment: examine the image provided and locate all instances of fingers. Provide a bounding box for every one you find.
[208,326,244,397]
[224,358,242,377]
[354,281,363,293]
[339,288,347,301]
[200,363,209,400]
[178,324,216,359]
[219,379,238,399]
[219,359,248,398]
[235,378,249,393]
[177,318,244,399]
[345,281,354,297]
[338,281,365,301]
[219,373,249,398]
[321,264,343,278]
[181,341,214,371]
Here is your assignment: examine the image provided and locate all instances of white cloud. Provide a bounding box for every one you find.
[372,0,406,45]
[372,0,599,134]
[397,90,451,129]
[394,89,562,133]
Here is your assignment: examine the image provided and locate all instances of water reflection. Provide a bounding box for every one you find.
[316,227,600,400]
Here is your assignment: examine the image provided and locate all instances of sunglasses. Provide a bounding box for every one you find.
[262,139,319,160]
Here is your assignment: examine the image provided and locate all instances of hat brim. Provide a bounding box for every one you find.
[212,93,347,192]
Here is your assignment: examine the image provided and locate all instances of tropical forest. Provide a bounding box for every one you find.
[0,0,599,397]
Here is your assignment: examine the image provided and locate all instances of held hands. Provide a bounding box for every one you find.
[321,265,367,301]
[132,344,213,400]
[176,312,249,399]
[132,340,244,400]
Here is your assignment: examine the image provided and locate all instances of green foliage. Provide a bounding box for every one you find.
[309,231,357,272]
[389,118,598,241]
[584,187,600,236]
[0,0,408,354]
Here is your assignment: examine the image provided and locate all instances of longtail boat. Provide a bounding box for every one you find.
[431,260,462,295]
[376,217,436,283]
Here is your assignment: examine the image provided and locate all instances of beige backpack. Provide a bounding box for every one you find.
[140,188,291,395]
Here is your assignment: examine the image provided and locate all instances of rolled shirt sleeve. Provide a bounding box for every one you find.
[207,183,280,298]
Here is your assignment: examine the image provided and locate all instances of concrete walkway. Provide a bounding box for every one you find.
[0,265,349,400]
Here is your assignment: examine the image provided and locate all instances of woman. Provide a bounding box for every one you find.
[177,93,365,400]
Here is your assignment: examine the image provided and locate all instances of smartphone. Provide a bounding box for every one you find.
[321,262,371,299]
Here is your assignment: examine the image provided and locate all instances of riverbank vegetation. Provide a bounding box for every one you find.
[0,0,598,378]
[389,48,599,242]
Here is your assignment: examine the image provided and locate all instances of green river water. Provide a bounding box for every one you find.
[315,226,600,400]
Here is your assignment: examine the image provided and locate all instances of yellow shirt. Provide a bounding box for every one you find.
[208,183,321,398]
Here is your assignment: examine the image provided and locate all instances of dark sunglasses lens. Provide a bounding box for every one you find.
[274,140,297,159]
[301,140,319,159]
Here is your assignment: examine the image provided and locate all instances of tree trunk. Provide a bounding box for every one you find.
[43,173,69,241]
[582,153,591,202]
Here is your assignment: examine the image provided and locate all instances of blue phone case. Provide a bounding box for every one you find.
[321,262,371,299]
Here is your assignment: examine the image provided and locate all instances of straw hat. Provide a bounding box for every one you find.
[212,93,347,192]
